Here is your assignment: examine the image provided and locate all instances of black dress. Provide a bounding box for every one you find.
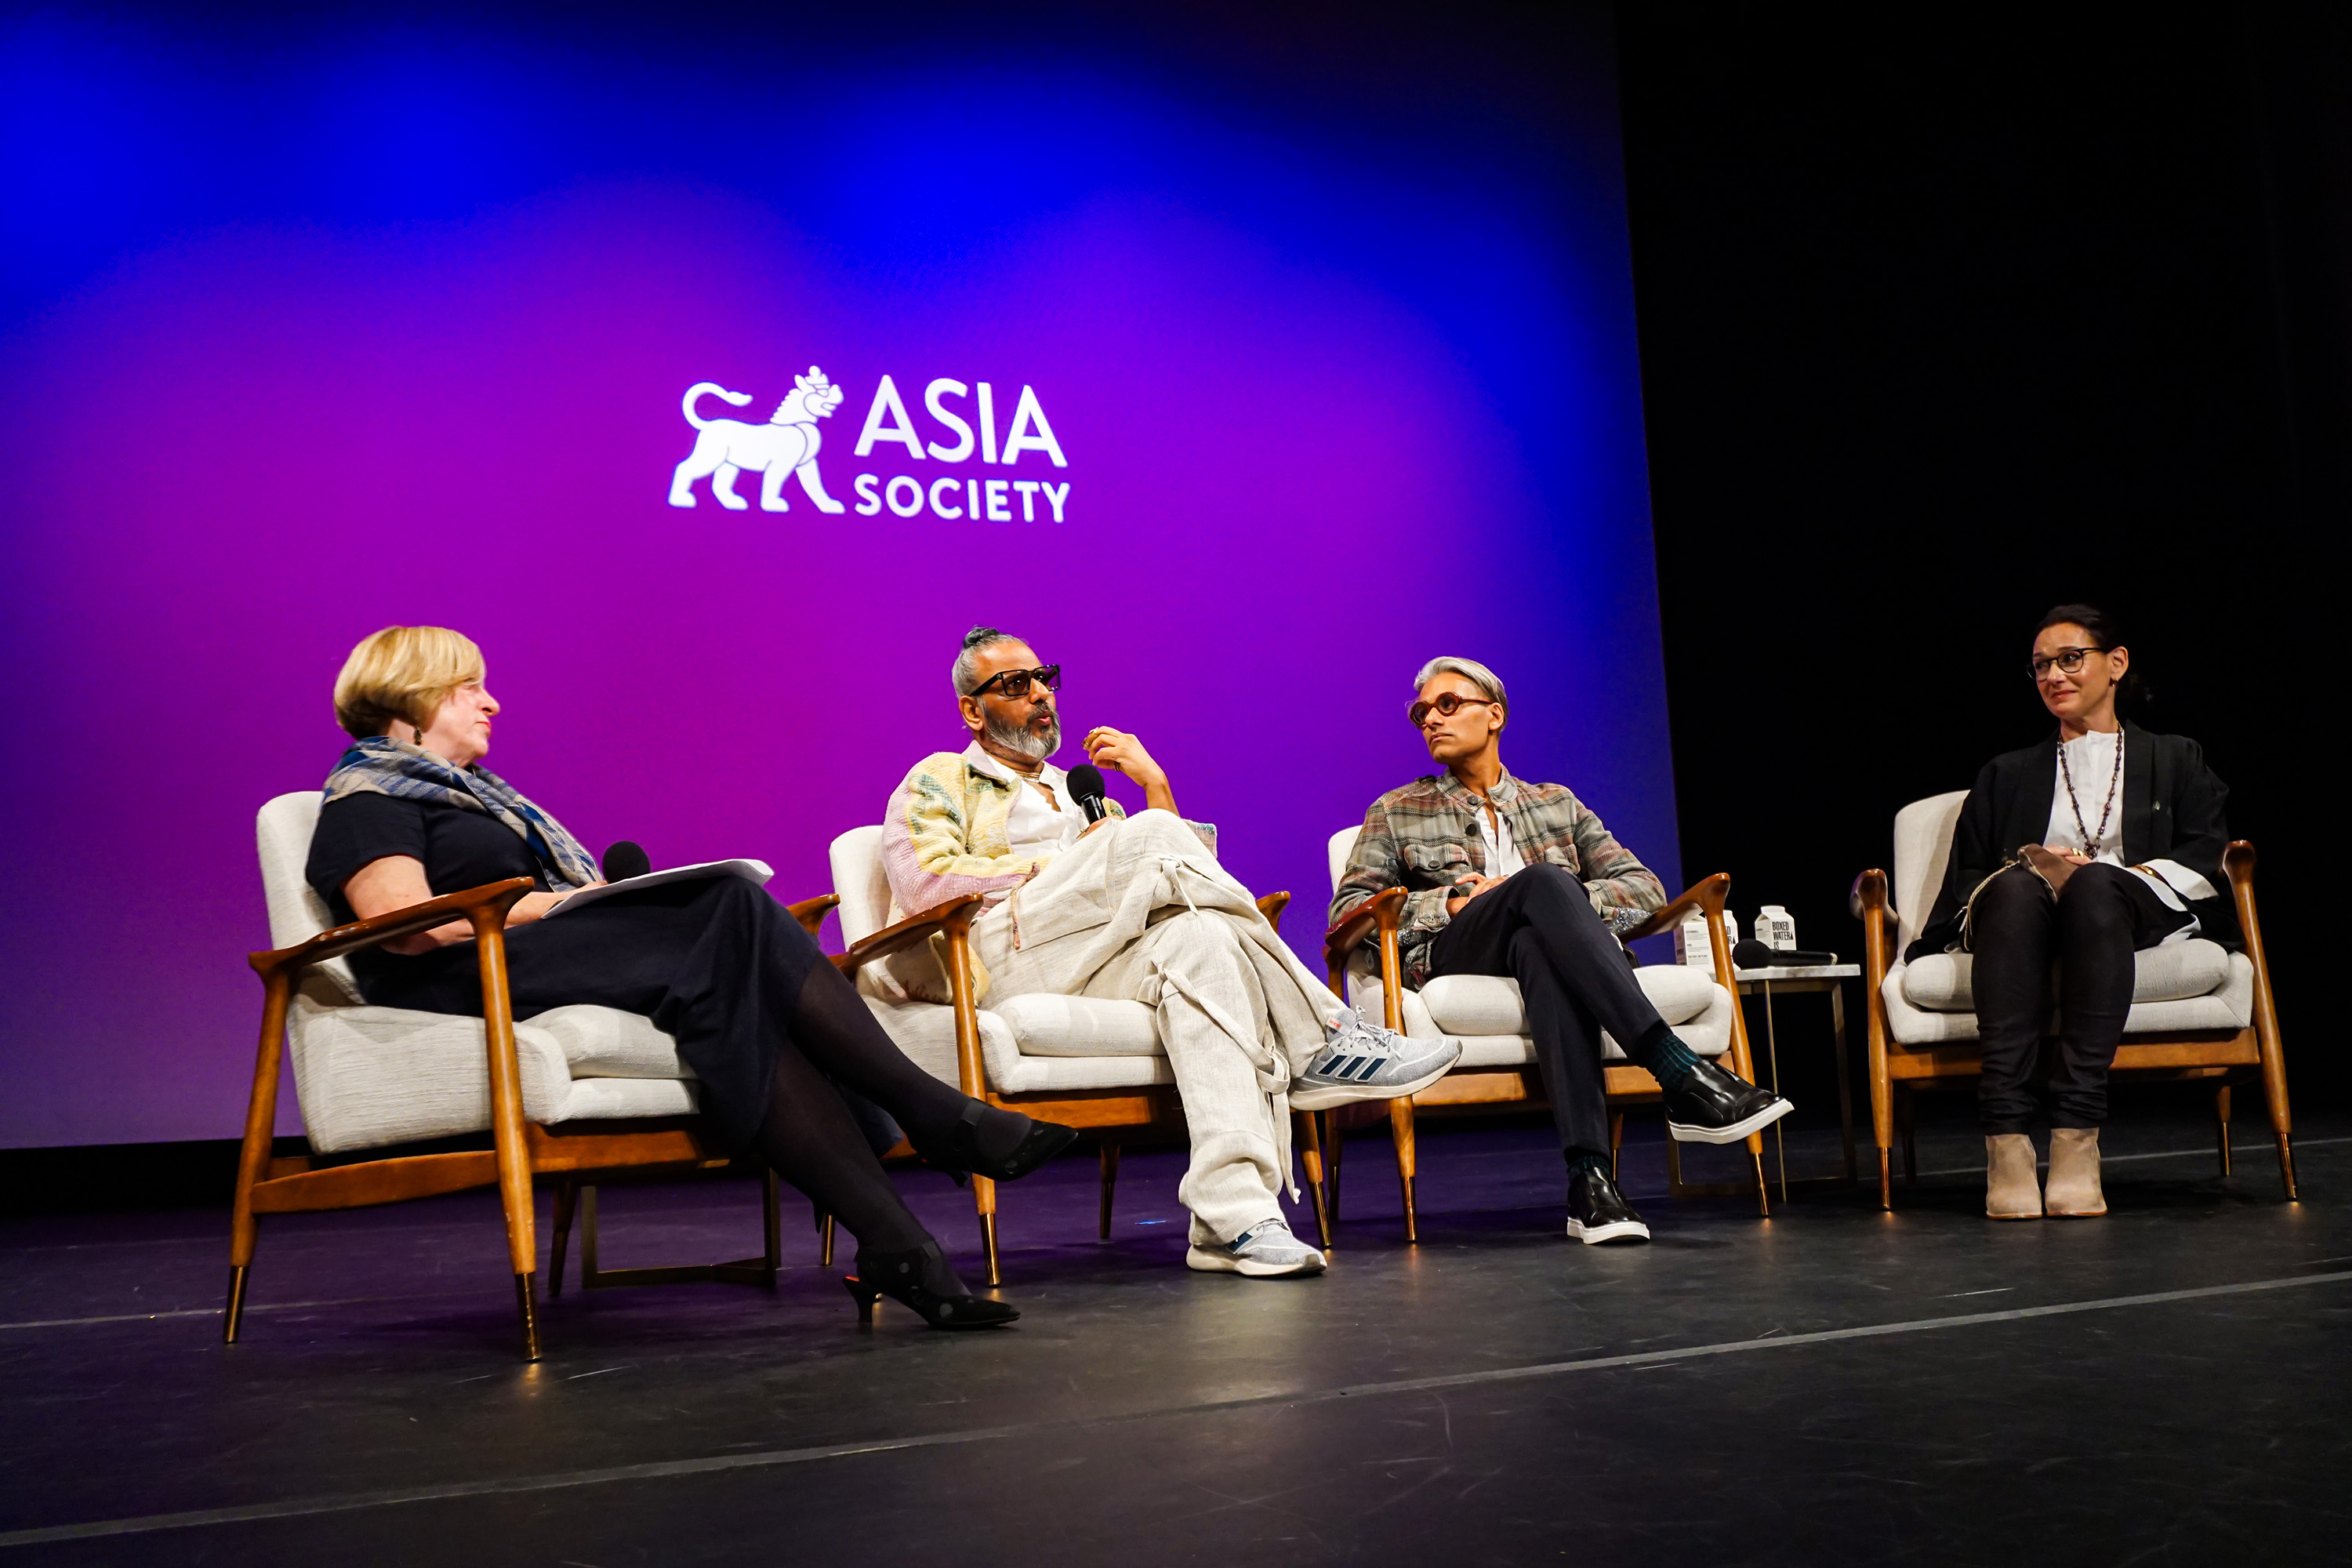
[307,793,817,1153]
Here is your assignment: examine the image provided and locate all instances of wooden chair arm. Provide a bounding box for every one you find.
[1323,886,1407,977]
[1256,891,1290,935]
[786,894,840,941]
[830,895,985,976]
[1853,869,1892,985]
[2223,840,2256,891]
[1619,872,1730,944]
[249,877,535,979]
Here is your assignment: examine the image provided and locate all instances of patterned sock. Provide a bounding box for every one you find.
[1622,1020,1704,1089]
[1566,1150,1613,1179]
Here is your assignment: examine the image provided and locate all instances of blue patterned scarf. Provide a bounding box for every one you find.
[321,735,601,890]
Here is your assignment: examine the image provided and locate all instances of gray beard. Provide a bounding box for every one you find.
[984,708,1059,762]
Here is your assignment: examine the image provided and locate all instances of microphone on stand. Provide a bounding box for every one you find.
[602,840,652,883]
[1066,765,1110,825]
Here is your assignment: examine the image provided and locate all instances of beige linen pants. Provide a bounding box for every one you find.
[971,811,1341,1244]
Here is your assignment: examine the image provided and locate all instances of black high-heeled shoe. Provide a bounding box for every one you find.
[908,1101,1078,1184]
[844,1241,1020,1330]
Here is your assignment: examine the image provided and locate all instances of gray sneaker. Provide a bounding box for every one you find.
[1290,1012,1461,1110]
[1185,1218,1328,1278]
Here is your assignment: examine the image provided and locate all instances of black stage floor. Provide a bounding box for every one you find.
[2,1107,2346,1565]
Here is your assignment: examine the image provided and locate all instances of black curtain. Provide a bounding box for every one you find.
[1617,6,2348,1105]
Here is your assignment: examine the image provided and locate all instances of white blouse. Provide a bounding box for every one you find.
[2043,728,2216,941]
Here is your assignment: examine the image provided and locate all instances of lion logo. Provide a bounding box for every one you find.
[667,368,848,512]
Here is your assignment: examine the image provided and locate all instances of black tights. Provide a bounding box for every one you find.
[753,960,1031,1274]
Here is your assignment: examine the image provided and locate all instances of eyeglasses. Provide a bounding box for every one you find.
[969,664,1062,702]
[2029,647,2107,681]
[1409,693,1501,727]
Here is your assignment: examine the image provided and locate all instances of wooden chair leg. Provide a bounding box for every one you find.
[760,1169,782,1287]
[547,1178,577,1298]
[818,1210,836,1269]
[2277,1132,2298,1201]
[1389,1098,1419,1243]
[1298,1111,1333,1252]
[975,1174,1001,1287]
[2215,1084,2233,1178]
[1751,1148,1771,1218]
[1609,1110,1625,1181]
[1897,1087,1918,1184]
[1098,1138,1121,1240]
[1325,1112,1345,1223]
[225,971,292,1346]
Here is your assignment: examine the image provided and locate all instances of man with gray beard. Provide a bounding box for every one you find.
[870,627,1457,1277]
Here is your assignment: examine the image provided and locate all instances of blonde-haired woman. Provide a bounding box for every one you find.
[306,626,1073,1328]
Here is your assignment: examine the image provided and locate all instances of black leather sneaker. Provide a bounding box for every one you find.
[1662,1057,1792,1145]
[1566,1167,1651,1244]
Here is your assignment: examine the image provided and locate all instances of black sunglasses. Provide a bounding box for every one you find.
[969,664,1062,701]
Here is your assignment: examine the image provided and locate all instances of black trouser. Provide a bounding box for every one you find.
[1425,864,1668,1159]
[1966,862,2191,1133]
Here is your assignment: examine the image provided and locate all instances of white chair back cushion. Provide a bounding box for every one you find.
[1327,826,1359,892]
[1892,791,1969,950]
[257,791,361,1003]
[830,825,891,944]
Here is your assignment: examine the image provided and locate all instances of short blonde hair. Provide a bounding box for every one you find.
[333,626,485,739]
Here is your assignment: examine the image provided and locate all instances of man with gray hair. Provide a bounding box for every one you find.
[874,627,1459,1278]
[1331,656,1791,1246]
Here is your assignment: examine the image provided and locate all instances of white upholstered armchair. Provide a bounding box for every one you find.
[1320,827,1769,1236]
[827,825,1320,1277]
[1855,790,2294,1208]
[233,792,831,1359]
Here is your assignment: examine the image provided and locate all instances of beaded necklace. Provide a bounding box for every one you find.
[2056,727,2124,856]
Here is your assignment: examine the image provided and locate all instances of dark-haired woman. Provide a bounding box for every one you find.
[1909,605,2234,1219]
[307,625,1075,1327]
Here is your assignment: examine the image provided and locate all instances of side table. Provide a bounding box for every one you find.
[1730,962,1861,1200]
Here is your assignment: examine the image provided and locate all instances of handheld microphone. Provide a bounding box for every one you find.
[602,840,652,883]
[1066,765,1109,824]
[1733,938,1837,969]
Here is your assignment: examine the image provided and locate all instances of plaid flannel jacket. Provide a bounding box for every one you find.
[1328,770,1667,989]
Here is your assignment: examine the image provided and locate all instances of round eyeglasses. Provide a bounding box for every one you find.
[2029,647,2107,682]
[969,664,1062,702]
[1410,693,1501,727]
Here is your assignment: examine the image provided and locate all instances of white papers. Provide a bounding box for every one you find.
[543,858,774,918]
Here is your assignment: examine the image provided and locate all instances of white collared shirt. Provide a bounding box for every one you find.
[962,742,1083,858]
[2043,728,2216,941]
[1473,795,1523,879]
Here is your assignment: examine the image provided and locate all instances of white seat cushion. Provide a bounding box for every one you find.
[289,996,699,1154]
[524,1004,696,1079]
[1417,963,1719,1035]
[993,993,1163,1057]
[1901,938,2233,1013]
[1881,952,2256,1047]
[1354,966,1734,1068]
[858,993,1175,1095]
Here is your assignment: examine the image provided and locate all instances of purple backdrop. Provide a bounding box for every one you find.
[0,9,1673,1148]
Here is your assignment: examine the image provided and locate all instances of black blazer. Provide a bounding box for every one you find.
[1907,722,2236,960]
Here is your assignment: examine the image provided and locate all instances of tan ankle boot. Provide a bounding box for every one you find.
[2045,1127,2106,1217]
[1986,1134,2042,1219]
